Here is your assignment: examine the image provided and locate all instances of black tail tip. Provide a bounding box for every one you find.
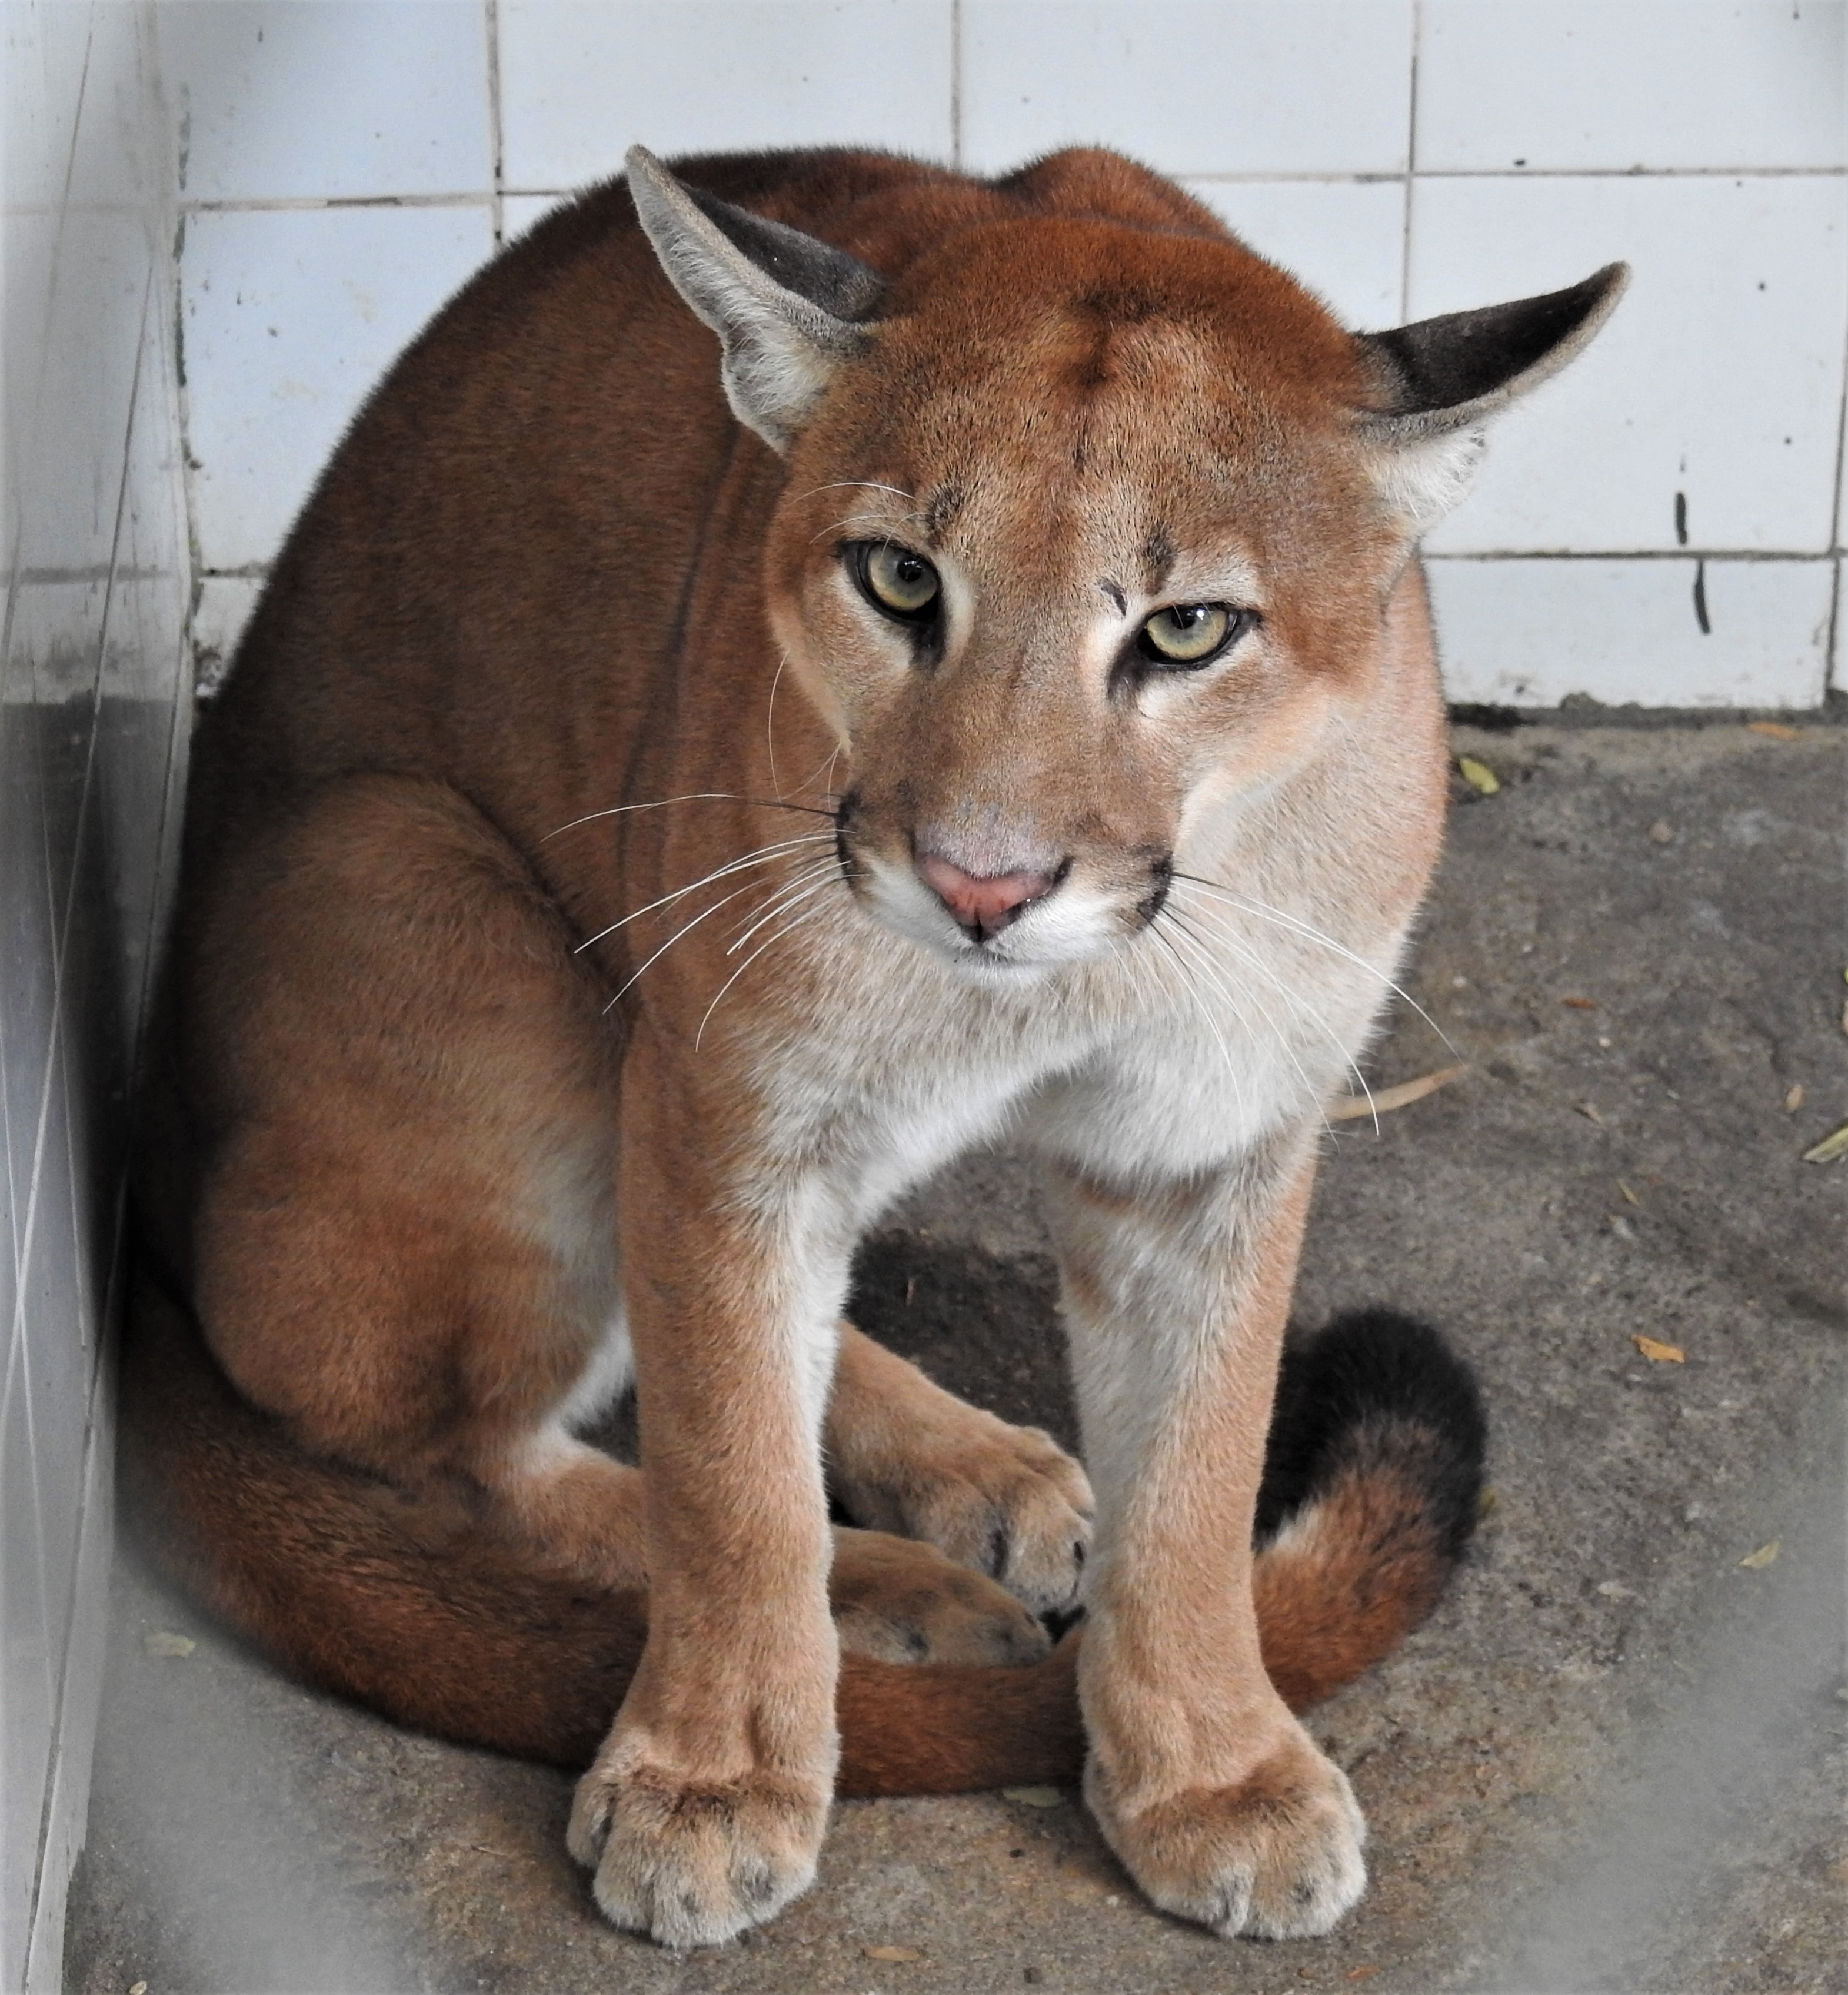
[1257,1308,1488,1563]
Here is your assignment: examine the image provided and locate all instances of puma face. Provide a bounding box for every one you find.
[763,237,1407,979]
[625,145,1624,984]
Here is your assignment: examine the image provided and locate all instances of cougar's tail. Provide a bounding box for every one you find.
[121,1279,1483,1796]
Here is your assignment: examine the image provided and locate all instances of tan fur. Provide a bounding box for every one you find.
[128,145,1619,1947]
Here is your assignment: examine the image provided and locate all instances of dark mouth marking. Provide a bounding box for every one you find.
[833,789,859,876]
[1136,854,1174,927]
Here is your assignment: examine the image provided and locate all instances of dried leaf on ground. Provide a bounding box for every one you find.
[1783,1084,1804,1112]
[1561,995,1599,1009]
[1326,1065,1466,1122]
[1801,1120,1848,1165]
[1745,720,1801,740]
[143,1631,196,1658]
[1633,1334,1684,1364]
[1575,1101,1606,1126]
[1739,1541,1781,1570]
[1003,1785,1065,1808]
[1617,1179,1641,1205]
[864,1944,924,1962]
[1457,756,1500,795]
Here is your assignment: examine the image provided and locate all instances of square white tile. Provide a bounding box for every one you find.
[499,1,953,192]
[1831,559,1844,692]
[1426,556,1835,708]
[159,0,493,202]
[961,1,1413,177]
[181,204,497,571]
[1418,1,1847,174]
[1185,178,1405,330]
[1409,174,1848,556]
[1836,361,1847,553]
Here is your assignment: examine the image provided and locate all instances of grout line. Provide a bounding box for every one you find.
[16,564,174,584]
[162,165,1848,221]
[1827,318,1847,690]
[949,0,963,170]
[1830,558,1843,696]
[179,552,1841,586]
[1424,549,1837,563]
[179,191,498,215]
[485,0,505,244]
[1400,0,1420,321]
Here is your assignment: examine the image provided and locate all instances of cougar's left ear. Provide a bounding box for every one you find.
[1357,262,1629,534]
[626,145,885,453]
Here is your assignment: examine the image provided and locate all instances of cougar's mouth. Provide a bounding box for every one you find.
[835,792,1170,976]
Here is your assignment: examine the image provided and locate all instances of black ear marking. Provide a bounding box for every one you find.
[625,144,887,451]
[678,181,885,325]
[1359,262,1629,437]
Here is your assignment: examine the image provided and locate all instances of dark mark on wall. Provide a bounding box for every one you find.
[1674,493,1688,546]
[1692,559,1711,636]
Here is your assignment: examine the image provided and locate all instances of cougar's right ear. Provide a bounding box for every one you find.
[626,146,885,453]
[1356,263,1629,536]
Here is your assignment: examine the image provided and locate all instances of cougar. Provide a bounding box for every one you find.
[125,142,1620,1947]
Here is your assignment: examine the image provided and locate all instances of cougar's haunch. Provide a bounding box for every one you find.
[129,143,1617,1947]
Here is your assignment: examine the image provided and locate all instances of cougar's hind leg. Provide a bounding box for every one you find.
[825,1324,1094,1615]
[184,773,651,1590]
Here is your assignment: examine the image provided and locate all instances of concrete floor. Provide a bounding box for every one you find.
[66,723,1846,1994]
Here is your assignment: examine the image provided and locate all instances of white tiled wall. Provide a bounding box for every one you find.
[2,3,192,1989]
[157,0,1848,710]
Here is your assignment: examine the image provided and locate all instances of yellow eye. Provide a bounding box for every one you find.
[1138,603,1234,666]
[855,542,940,621]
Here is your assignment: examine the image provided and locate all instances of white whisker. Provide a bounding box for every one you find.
[543,792,833,841]
[575,834,832,954]
[1142,925,1247,1123]
[1172,873,1458,1060]
[601,874,795,1015]
[1162,908,1311,1125]
[766,649,790,800]
[695,899,833,1050]
[1168,887,1380,1120]
[725,859,840,954]
[808,507,930,545]
[793,480,917,505]
[785,740,848,802]
[1164,899,1353,1132]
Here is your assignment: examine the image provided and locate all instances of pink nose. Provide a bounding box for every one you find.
[916,854,1058,937]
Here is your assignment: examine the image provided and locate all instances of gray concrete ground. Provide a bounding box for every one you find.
[65,723,1846,1995]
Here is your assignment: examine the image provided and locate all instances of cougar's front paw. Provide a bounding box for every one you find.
[830,1527,1050,1665]
[835,1412,1094,1615]
[567,1740,827,1949]
[1088,1727,1367,1940]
